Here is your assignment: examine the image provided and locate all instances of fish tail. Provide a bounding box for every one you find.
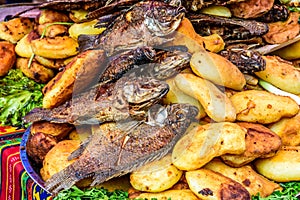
[23,108,50,123]
[77,34,99,52]
[45,165,79,195]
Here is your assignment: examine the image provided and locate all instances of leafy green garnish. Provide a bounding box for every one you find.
[0,69,44,128]
[252,182,300,200]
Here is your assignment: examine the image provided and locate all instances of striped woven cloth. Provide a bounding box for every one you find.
[0,126,52,200]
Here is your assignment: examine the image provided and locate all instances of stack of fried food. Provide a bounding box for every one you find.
[0,0,299,199]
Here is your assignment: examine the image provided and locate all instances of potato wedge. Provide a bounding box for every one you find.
[0,18,33,44]
[255,56,300,94]
[31,121,74,140]
[16,58,55,83]
[136,189,199,200]
[174,73,236,122]
[31,36,79,59]
[164,78,206,119]
[42,49,106,108]
[186,169,250,200]
[0,41,16,77]
[230,90,299,124]
[204,158,281,197]
[37,23,68,38]
[255,146,300,182]
[130,154,182,192]
[190,51,246,90]
[269,111,300,146]
[15,31,40,58]
[202,33,225,53]
[38,9,70,24]
[273,40,300,60]
[69,19,106,40]
[221,122,282,167]
[34,55,67,70]
[69,9,89,23]
[172,122,246,170]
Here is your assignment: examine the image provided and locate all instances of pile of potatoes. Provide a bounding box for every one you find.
[1,6,300,200]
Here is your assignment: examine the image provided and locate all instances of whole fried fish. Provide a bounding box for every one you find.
[78,1,186,55]
[23,76,169,125]
[45,103,199,194]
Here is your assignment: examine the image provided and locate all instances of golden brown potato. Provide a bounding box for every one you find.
[172,122,246,171]
[69,19,106,40]
[186,169,250,200]
[204,158,281,197]
[31,121,74,140]
[16,57,55,83]
[69,9,89,23]
[174,73,236,122]
[230,0,274,18]
[136,189,199,200]
[0,41,16,76]
[40,140,80,181]
[230,90,299,124]
[255,146,300,182]
[190,51,246,90]
[273,40,300,60]
[202,33,225,53]
[15,31,40,58]
[221,122,282,167]
[34,55,67,70]
[31,36,79,59]
[164,78,206,119]
[0,18,33,44]
[37,23,68,38]
[38,9,70,24]
[255,56,300,95]
[69,125,93,141]
[269,111,300,146]
[42,49,106,108]
[263,12,300,44]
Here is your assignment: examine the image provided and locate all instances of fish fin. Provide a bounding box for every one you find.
[45,165,79,195]
[90,169,118,186]
[116,120,143,133]
[77,34,99,52]
[68,136,92,160]
[23,108,50,123]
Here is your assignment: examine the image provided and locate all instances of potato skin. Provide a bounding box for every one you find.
[172,122,246,171]
[0,18,33,44]
[15,32,40,58]
[38,9,70,24]
[255,56,300,94]
[186,169,250,200]
[0,41,16,76]
[130,155,182,192]
[255,146,300,182]
[16,57,55,83]
[230,90,299,124]
[31,36,79,59]
[31,121,74,140]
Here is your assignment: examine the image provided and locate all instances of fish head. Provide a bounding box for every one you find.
[151,50,191,79]
[167,103,199,134]
[122,76,169,109]
[141,1,186,36]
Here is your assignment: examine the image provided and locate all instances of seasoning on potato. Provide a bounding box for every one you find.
[0,41,16,77]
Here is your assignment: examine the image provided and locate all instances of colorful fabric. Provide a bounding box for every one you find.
[0,126,52,200]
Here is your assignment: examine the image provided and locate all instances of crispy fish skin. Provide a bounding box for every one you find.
[78,1,186,54]
[45,103,198,194]
[23,76,169,125]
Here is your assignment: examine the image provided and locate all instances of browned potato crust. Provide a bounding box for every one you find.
[38,9,70,24]
[0,41,16,76]
[37,24,68,38]
[31,121,74,140]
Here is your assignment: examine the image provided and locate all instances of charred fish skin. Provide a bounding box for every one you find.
[77,1,186,54]
[23,76,169,125]
[257,4,290,23]
[183,0,246,11]
[45,103,199,194]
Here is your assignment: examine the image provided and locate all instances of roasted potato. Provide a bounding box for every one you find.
[164,78,206,119]
[69,19,106,40]
[204,158,281,197]
[202,33,225,53]
[42,49,106,108]
[16,58,55,83]
[0,18,33,44]
[190,51,246,90]
[255,55,300,95]
[172,122,246,171]
[34,55,68,70]
[0,41,16,76]
[31,121,74,140]
[200,5,232,17]
[174,73,236,122]
[255,146,300,182]
[37,23,69,38]
[15,32,40,58]
[40,140,81,181]
[186,169,250,200]
[38,9,70,24]
[230,90,299,124]
[273,40,300,60]
[269,111,300,146]
[135,189,199,200]
[221,122,282,167]
[31,36,79,59]
[130,154,183,192]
